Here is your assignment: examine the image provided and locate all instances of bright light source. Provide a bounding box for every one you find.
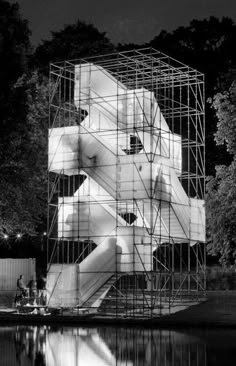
[3,234,8,239]
[43,232,47,236]
[16,233,22,239]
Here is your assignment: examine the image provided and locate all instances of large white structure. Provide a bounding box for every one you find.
[47,49,205,316]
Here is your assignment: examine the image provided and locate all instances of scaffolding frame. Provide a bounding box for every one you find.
[48,48,206,317]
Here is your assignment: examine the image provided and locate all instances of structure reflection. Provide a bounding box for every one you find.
[1,325,236,366]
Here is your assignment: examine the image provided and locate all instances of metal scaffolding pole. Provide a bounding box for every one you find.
[47,48,206,318]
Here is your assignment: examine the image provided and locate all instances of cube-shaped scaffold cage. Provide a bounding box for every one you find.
[47,48,206,317]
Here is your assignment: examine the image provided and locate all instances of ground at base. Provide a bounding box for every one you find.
[0,291,236,326]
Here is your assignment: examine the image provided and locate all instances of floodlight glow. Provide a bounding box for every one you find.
[16,233,22,239]
[3,234,8,239]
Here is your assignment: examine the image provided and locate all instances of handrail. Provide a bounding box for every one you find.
[50,72,62,104]
[48,203,61,237]
[74,243,91,264]
[134,244,151,281]
[153,256,170,272]
[47,239,59,273]
[80,122,118,158]
[49,169,63,202]
[80,273,114,306]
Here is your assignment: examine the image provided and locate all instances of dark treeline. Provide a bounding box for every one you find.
[0,0,236,265]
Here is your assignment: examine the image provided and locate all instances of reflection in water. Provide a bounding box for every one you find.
[0,326,46,366]
[0,325,236,366]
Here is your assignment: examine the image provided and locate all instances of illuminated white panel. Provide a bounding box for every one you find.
[48,126,79,174]
[58,196,118,242]
[190,198,206,244]
[130,130,182,178]
[74,63,125,116]
[79,239,119,305]
[75,63,170,129]
[47,264,78,307]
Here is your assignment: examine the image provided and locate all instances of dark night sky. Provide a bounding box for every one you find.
[11,0,236,45]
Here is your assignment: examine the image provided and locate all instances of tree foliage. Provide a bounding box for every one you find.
[0,72,48,236]
[0,3,116,239]
[206,81,236,265]
[149,17,236,175]
[0,0,38,238]
[0,0,31,135]
[33,21,114,70]
[0,0,31,84]
[212,81,236,155]
[149,17,236,91]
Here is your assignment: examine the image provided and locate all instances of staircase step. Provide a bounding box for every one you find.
[84,275,118,308]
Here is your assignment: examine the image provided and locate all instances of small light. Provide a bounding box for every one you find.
[16,233,22,239]
[3,234,8,239]
[43,232,47,236]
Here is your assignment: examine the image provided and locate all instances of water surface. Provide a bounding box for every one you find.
[0,325,235,365]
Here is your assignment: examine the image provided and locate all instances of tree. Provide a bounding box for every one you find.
[1,14,116,240]
[0,0,31,80]
[0,0,42,239]
[0,0,31,134]
[33,20,115,71]
[206,81,236,265]
[212,82,236,154]
[148,17,236,175]
[0,71,48,237]
[118,18,236,174]
[149,17,236,91]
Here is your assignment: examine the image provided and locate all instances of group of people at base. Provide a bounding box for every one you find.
[16,274,46,305]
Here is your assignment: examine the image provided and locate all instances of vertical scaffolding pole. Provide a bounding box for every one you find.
[48,48,206,317]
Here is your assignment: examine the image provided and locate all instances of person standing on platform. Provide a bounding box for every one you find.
[16,274,28,297]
